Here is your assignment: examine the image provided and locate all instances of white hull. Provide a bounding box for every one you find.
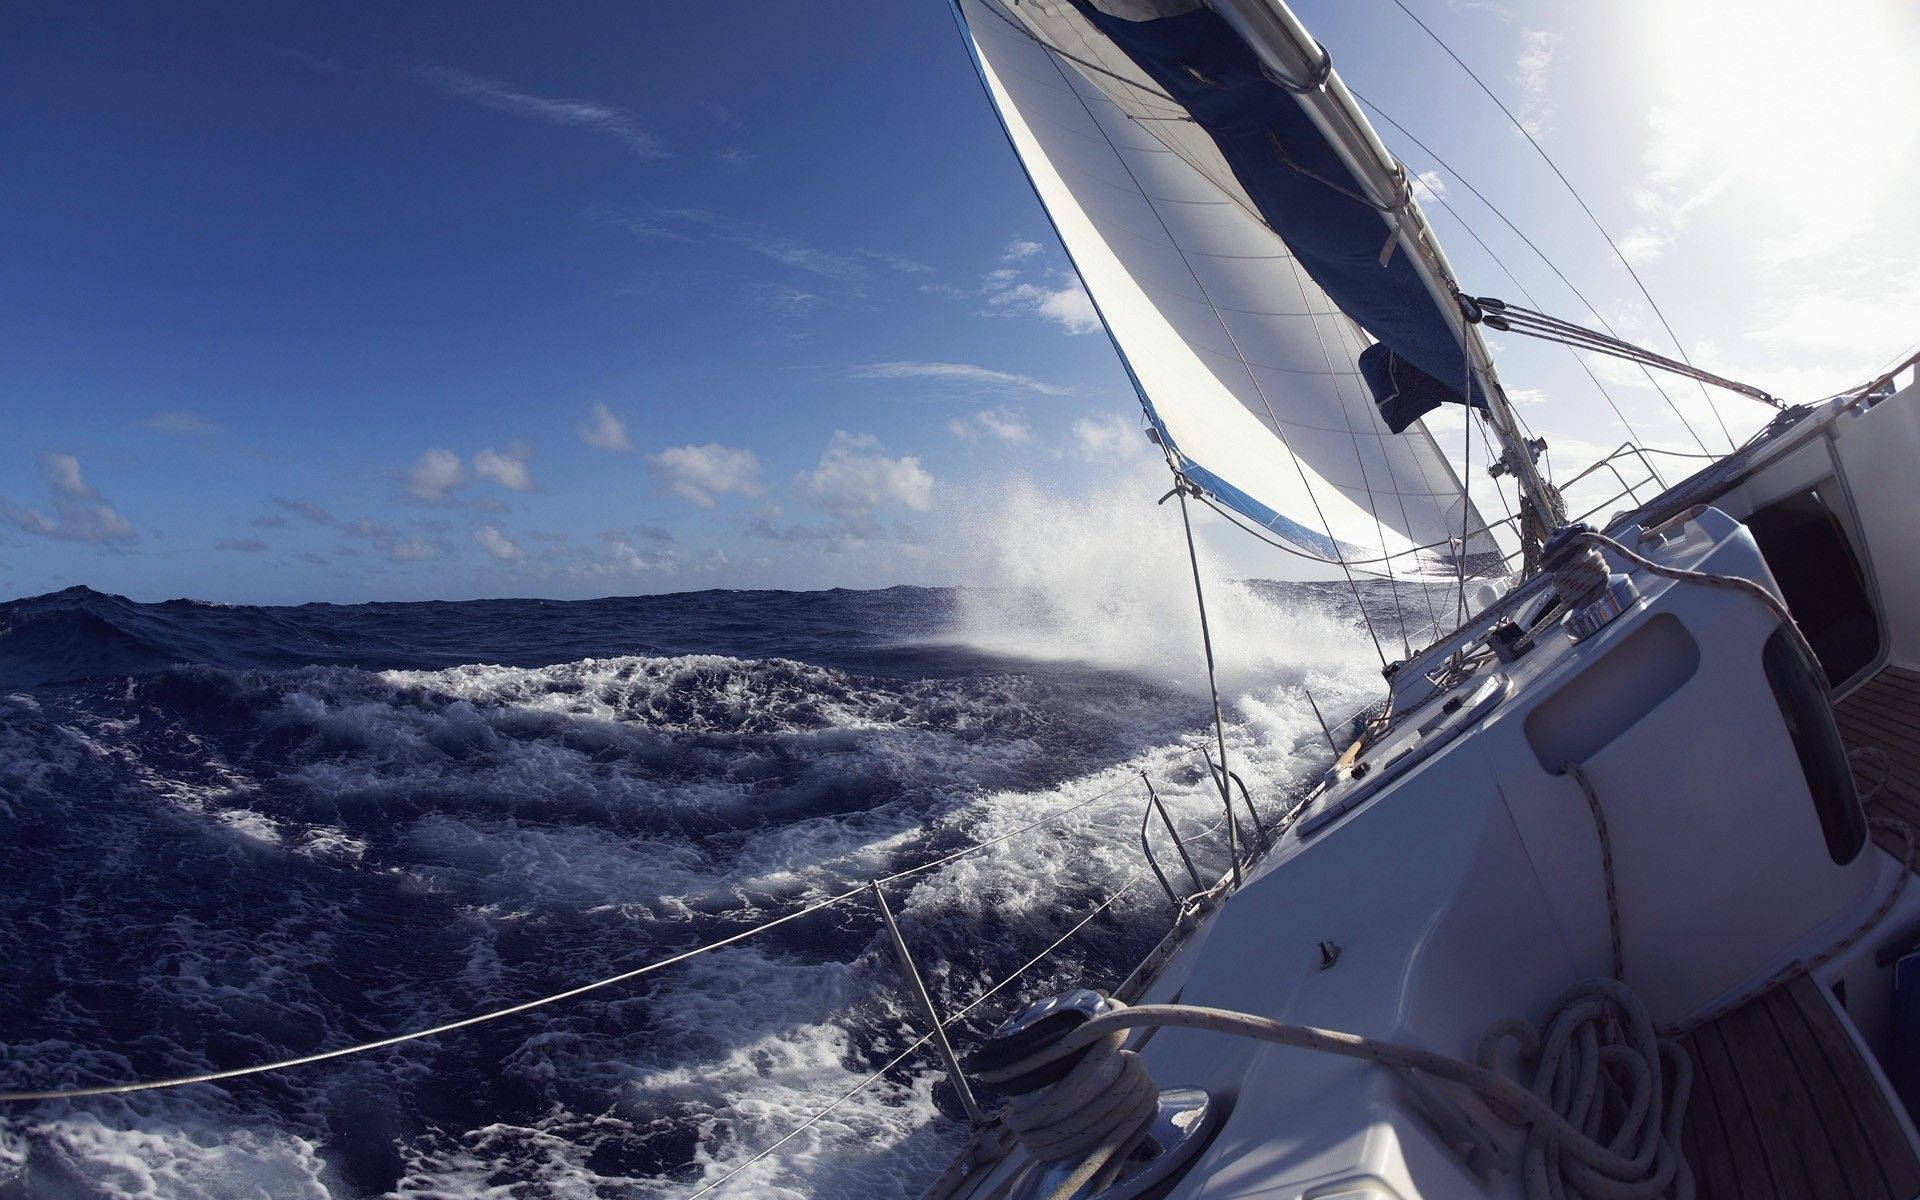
[932,368,1920,1198]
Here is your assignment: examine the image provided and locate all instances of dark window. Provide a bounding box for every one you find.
[1745,488,1881,687]
[1763,625,1867,865]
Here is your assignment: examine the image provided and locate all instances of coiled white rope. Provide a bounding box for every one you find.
[979,980,1692,1200]
[972,1002,1163,1200]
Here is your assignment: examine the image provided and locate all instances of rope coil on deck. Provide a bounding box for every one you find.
[971,1001,1163,1200]
[978,980,1692,1200]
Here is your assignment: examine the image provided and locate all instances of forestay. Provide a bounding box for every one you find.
[957,0,1504,578]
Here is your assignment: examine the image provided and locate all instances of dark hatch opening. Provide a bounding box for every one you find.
[1745,488,1881,688]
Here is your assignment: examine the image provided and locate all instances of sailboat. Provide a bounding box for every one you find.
[918,1,1920,1197]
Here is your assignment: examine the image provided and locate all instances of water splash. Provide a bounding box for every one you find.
[944,473,1380,703]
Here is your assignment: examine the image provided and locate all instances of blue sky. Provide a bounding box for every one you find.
[5,0,1917,603]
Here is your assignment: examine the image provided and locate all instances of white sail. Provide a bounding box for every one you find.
[957,0,1504,578]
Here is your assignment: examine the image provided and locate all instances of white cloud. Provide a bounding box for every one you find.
[0,454,137,546]
[1001,236,1045,262]
[406,448,465,501]
[580,402,629,451]
[415,66,664,158]
[1071,413,1146,461]
[950,408,1032,444]
[799,431,933,518]
[846,360,1070,396]
[986,276,1101,335]
[647,442,765,508]
[474,445,535,492]
[147,411,220,435]
[1514,30,1557,138]
[41,453,93,500]
[473,525,523,561]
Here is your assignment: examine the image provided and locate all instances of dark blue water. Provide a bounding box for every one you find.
[0,582,1370,1198]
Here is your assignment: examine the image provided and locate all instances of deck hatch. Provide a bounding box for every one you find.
[1763,624,1867,864]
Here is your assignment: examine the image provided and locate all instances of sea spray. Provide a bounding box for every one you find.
[0,578,1385,1197]
[945,470,1383,712]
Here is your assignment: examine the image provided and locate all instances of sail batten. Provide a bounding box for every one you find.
[958,0,1504,579]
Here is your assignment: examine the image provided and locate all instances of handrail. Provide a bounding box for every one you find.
[1139,772,1205,905]
[1208,756,1270,852]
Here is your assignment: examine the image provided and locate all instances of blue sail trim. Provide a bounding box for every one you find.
[1074,2,1487,432]
[1148,399,1352,561]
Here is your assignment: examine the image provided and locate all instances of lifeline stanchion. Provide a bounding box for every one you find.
[1170,480,1240,887]
[872,880,984,1126]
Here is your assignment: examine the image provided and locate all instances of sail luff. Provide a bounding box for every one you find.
[1206,0,1558,534]
[954,0,1508,578]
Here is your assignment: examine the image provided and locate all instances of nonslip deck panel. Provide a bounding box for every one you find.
[1836,665,1920,856]
[1679,666,1920,1197]
[1679,973,1920,1199]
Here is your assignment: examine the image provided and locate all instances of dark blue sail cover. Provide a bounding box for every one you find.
[1076,2,1485,433]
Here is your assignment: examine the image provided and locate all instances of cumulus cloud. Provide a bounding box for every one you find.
[799,431,933,519]
[473,525,523,561]
[846,360,1070,396]
[1001,236,1045,262]
[984,273,1101,335]
[647,442,765,508]
[147,411,220,435]
[415,65,664,158]
[949,408,1032,444]
[1514,29,1558,138]
[602,531,679,573]
[406,448,465,501]
[473,445,535,492]
[0,454,137,546]
[1412,170,1447,203]
[580,402,629,451]
[1072,413,1146,461]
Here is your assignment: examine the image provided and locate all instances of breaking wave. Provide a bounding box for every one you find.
[0,563,1383,1197]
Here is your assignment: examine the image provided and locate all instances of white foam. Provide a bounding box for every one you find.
[943,473,1381,701]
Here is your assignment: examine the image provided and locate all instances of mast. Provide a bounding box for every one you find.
[1207,0,1566,550]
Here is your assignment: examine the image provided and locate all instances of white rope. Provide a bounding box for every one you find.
[984,980,1692,1200]
[1571,529,1827,688]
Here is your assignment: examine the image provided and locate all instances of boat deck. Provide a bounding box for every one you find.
[1675,665,1920,1198]
[1680,973,1920,1199]
[1837,665,1920,854]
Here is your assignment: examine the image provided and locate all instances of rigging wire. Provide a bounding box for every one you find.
[1280,256,1422,657]
[1170,484,1240,886]
[1396,149,1667,473]
[1191,488,1519,579]
[1468,297,1779,408]
[1350,92,1715,458]
[686,881,1142,1200]
[1455,339,1474,625]
[0,758,1196,1105]
[1026,27,1393,669]
[1381,0,1739,452]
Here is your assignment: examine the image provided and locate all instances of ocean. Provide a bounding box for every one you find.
[0,568,1393,1198]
